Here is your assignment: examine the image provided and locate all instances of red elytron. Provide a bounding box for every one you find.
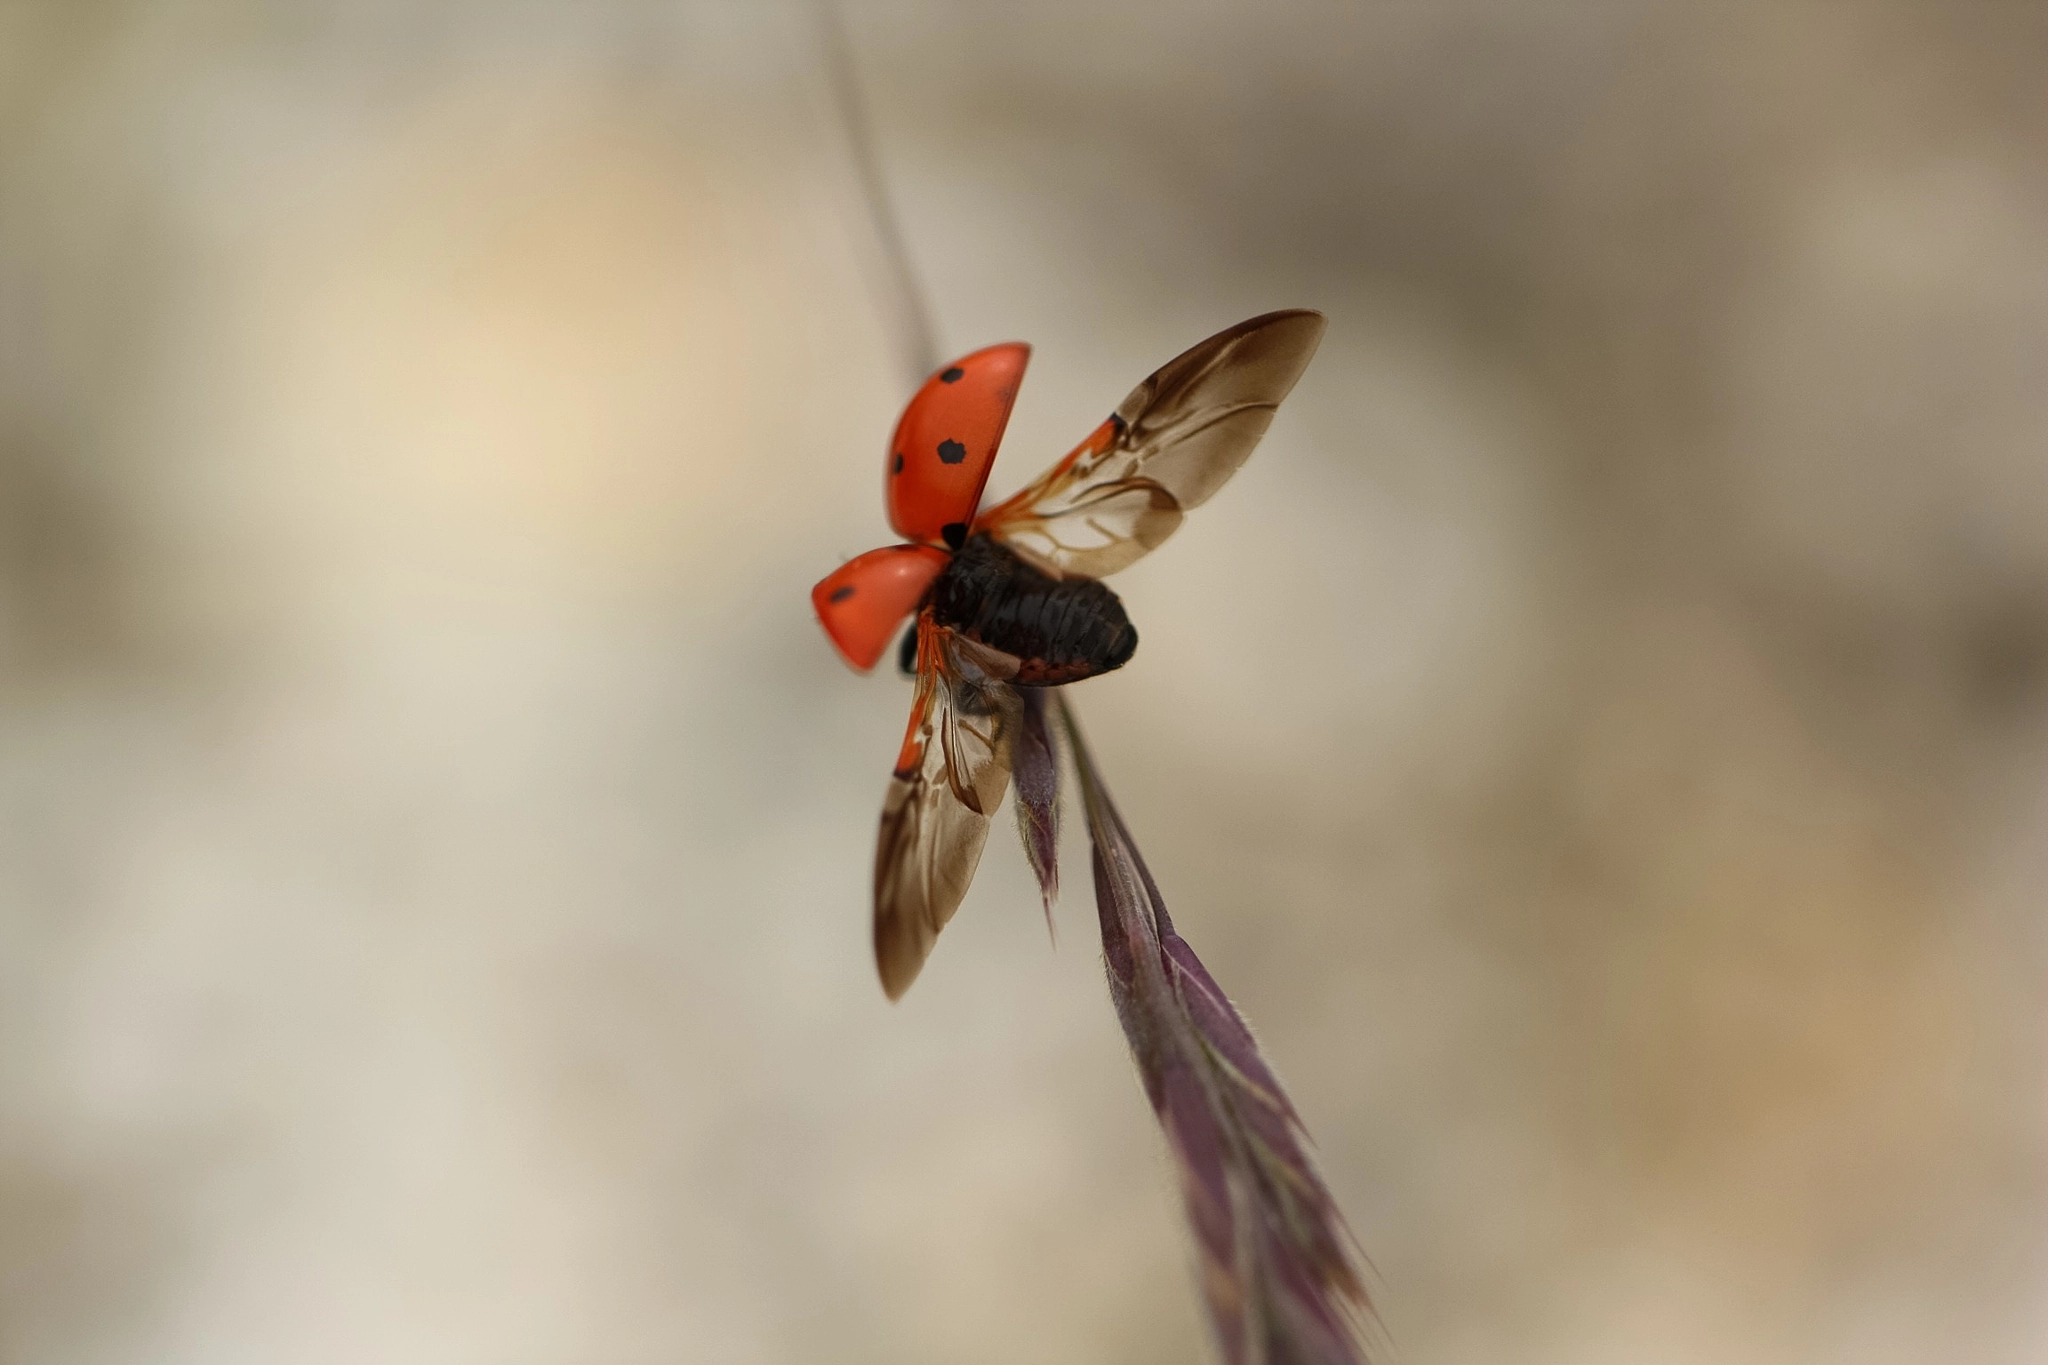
[812,310,1326,998]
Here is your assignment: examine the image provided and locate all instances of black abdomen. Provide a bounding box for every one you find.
[930,535,1137,686]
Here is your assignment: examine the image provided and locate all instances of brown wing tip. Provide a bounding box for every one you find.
[1242,307,1326,330]
[1221,309,1327,401]
[1235,307,1327,355]
[874,927,926,1001]
[1135,309,1329,418]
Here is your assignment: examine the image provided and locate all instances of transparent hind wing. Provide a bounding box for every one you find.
[872,613,1023,999]
[976,310,1325,578]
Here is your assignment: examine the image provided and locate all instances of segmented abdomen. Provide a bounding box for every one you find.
[930,535,1137,686]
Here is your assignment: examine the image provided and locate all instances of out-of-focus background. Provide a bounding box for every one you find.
[2,3,2045,1362]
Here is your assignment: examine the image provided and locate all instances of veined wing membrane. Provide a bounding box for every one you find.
[977,310,1325,579]
[873,613,1023,999]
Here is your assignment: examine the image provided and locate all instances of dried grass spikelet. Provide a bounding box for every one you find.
[1039,692,1376,1365]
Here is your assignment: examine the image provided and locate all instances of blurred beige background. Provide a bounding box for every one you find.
[2,3,2045,1362]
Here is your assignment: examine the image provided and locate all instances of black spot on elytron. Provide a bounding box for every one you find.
[937,439,967,465]
[828,586,855,604]
[940,366,964,383]
[892,452,904,474]
[1106,411,1127,438]
[941,522,967,550]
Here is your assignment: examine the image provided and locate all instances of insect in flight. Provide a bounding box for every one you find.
[812,310,1326,999]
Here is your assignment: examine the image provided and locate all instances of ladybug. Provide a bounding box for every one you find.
[812,310,1325,998]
